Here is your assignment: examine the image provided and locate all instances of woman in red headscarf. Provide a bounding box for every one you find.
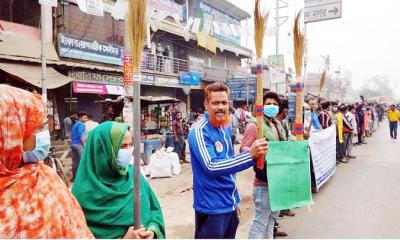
[0,85,93,238]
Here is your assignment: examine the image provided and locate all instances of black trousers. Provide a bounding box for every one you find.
[195,211,239,239]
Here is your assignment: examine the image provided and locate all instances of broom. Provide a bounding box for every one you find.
[293,10,305,141]
[127,0,147,229]
[254,0,269,170]
[317,70,326,104]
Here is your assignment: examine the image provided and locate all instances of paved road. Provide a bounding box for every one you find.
[275,121,400,238]
[151,120,400,238]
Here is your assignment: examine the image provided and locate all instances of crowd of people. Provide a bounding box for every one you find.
[188,83,400,239]
[1,82,399,239]
[231,95,393,165]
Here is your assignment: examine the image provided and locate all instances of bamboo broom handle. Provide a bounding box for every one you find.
[295,76,304,141]
[256,64,264,169]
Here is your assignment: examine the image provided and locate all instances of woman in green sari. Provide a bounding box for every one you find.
[72,121,165,239]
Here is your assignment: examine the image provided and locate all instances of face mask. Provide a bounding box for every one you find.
[264,105,279,118]
[117,147,133,169]
[332,107,338,112]
[23,130,51,163]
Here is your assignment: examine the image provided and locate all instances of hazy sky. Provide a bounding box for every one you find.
[229,0,400,90]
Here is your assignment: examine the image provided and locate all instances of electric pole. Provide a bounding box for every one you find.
[275,0,288,94]
[40,4,52,105]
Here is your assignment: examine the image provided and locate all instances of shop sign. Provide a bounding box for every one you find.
[141,74,155,85]
[265,54,286,84]
[227,73,256,101]
[155,76,180,86]
[58,33,123,66]
[106,84,124,95]
[148,0,185,22]
[194,0,241,45]
[73,82,123,95]
[123,55,134,86]
[180,71,201,85]
[68,71,123,86]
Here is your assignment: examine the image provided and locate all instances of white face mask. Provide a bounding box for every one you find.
[116,147,133,169]
[23,130,51,163]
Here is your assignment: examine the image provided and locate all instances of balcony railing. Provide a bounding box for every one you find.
[139,53,231,83]
[140,53,190,75]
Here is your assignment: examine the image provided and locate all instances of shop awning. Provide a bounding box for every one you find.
[0,34,59,61]
[140,96,180,103]
[0,63,73,89]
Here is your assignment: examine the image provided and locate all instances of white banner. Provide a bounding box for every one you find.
[86,0,104,16]
[39,0,57,7]
[308,125,337,191]
[105,85,124,95]
[111,0,128,20]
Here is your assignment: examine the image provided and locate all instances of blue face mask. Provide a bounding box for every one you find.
[117,147,133,169]
[23,130,51,163]
[264,105,279,118]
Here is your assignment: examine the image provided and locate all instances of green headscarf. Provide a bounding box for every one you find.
[72,122,165,239]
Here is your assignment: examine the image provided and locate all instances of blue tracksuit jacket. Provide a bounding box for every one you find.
[188,114,255,214]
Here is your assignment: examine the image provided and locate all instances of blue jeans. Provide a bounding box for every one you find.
[248,186,279,239]
[390,121,398,139]
[70,144,84,180]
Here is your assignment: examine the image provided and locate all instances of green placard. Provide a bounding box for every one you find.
[266,141,313,211]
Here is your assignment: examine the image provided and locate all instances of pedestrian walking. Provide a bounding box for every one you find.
[63,112,77,140]
[188,83,268,239]
[70,111,88,181]
[0,85,93,238]
[240,91,288,239]
[72,122,165,239]
[386,104,400,142]
[173,111,187,163]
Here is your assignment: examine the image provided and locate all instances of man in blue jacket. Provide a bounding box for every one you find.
[188,83,268,239]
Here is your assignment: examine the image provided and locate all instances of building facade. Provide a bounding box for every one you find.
[0,0,252,133]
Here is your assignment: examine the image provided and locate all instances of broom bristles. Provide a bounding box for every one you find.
[128,0,147,72]
[293,10,304,77]
[254,0,269,59]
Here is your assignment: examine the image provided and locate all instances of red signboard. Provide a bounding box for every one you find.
[123,55,134,86]
[73,82,108,95]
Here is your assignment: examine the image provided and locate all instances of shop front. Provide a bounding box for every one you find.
[0,62,73,136]
[59,70,125,123]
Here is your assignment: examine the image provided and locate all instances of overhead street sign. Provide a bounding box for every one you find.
[304,0,342,23]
